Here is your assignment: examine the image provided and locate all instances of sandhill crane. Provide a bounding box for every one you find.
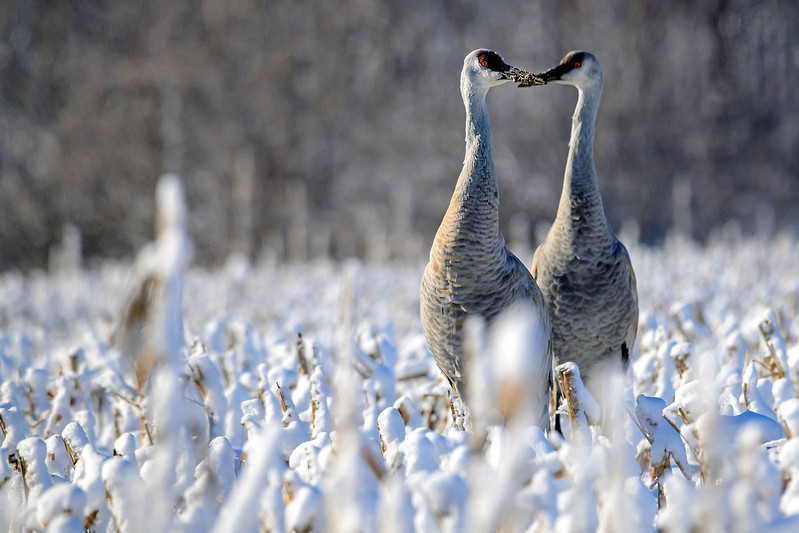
[528,51,638,386]
[420,50,551,423]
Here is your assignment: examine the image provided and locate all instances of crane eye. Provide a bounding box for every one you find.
[477,51,505,71]
[574,61,582,68]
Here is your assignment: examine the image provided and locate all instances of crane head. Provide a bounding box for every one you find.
[535,51,602,88]
[463,49,542,90]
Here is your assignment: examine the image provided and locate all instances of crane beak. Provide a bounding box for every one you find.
[537,62,571,83]
[504,65,546,87]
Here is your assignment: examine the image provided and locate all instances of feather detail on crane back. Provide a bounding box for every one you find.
[420,50,551,414]
[530,51,638,380]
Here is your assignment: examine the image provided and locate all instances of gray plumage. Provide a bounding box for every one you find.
[420,50,551,404]
[531,51,638,379]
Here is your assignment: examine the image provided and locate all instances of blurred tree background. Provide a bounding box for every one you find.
[1,0,796,270]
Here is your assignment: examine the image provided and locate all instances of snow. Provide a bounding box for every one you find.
[101,457,148,532]
[35,483,87,531]
[377,407,406,468]
[1,176,799,530]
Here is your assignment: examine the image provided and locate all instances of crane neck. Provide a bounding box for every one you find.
[462,87,494,174]
[556,81,612,238]
[431,84,505,259]
[455,87,499,221]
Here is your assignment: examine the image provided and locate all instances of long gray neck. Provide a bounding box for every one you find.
[555,81,613,239]
[449,87,502,246]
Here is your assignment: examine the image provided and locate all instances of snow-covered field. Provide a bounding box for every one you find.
[2,178,799,532]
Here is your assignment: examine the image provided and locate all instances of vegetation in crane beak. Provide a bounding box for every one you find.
[475,50,542,86]
[505,66,545,86]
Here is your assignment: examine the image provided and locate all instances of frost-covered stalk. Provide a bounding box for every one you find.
[212,427,287,533]
[324,262,380,533]
[295,331,310,376]
[178,436,236,529]
[16,437,52,501]
[33,483,88,531]
[45,435,72,481]
[103,457,148,533]
[780,399,799,439]
[72,441,113,529]
[556,362,599,441]
[489,305,551,431]
[756,309,797,409]
[742,361,778,422]
[554,437,600,533]
[669,342,698,385]
[596,373,657,533]
[118,174,192,391]
[780,400,799,515]
[463,305,551,532]
[256,363,279,423]
[671,302,713,345]
[44,367,91,437]
[140,370,195,531]
[0,448,11,488]
[115,175,197,530]
[679,362,731,531]
[0,404,28,462]
[188,341,228,439]
[758,309,789,380]
[461,315,494,439]
[273,381,309,459]
[310,362,332,439]
[727,426,782,532]
[634,395,691,507]
[354,323,398,414]
[377,475,415,533]
[376,407,405,471]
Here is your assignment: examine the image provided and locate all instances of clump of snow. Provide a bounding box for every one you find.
[377,407,406,469]
[779,399,799,439]
[46,434,72,480]
[102,457,148,532]
[35,483,87,531]
[17,437,53,499]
